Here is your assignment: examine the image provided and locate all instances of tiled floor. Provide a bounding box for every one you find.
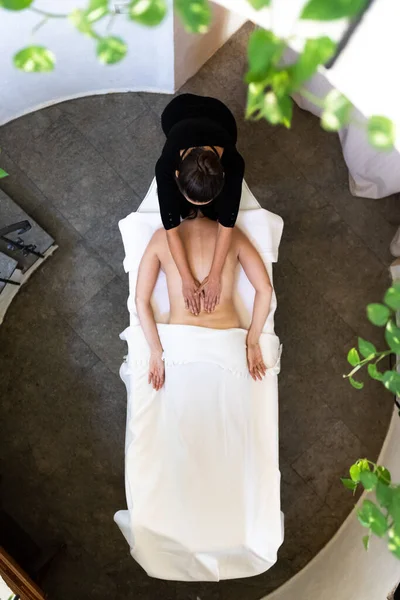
[0,22,398,600]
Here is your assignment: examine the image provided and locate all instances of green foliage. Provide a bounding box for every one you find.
[69,9,96,35]
[367,303,391,326]
[0,168,9,179]
[2,0,33,10]
[362,534,370,551]
[368,116,396,151]
[358,499,388,537]
[175,0,211,33]
[129,0,167,27]
[14,45,55,72]
[86,0,109,22]
[367,363,383,381]
[358,337,376,359]
[382,370,400,395]
[385,319,400,354]
[341,477,357,491]
[349,376,363,390]
[247,0,270,9]
[321,89,352,131]
[347,347,360,366]
[246,30,284,84]
[97,36,127,64]
[384,284,400,311]
[360,470,377,491]
[290,37,336,88]
[301,0,368,21]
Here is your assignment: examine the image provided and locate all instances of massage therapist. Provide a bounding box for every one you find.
[155,93,245,315]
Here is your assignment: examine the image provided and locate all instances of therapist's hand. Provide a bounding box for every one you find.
[149,351,165,391]
[182,277,201,315]
[247,342,267,381]
[197,275,221,312]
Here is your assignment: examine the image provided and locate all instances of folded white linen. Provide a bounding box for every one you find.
[115,324,283,581]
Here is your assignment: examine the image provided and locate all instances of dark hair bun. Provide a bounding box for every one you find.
[196,151,220,176]
[177,146,225,203]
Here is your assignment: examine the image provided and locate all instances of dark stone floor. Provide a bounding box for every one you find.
[0,22,399,600]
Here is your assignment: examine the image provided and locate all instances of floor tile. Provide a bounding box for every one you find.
[176,581,221,600]
[12,115,135,234]
[219,559,295,600]
[280,458,312,514]
[292,420,366,519]
[68,277,129,375]
[138,90,176,118]
[58,92,148,141]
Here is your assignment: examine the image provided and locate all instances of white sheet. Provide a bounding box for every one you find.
[114,178,284,581]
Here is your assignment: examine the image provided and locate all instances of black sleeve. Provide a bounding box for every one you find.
[216,148,245,228]
[155,153,182,230]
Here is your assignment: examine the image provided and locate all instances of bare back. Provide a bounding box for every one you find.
[155,217,240,329]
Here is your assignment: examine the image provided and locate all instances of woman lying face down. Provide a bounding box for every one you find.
[135,213,273,390]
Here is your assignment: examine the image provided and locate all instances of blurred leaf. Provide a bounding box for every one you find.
[357,499,388,537]
[376,480,392,509]
[389,489,400,523]
[367,303,391,327]
[368,363,384,381]
[360,470,378,491]
[271,69,292,97]
[14,46,55,72]
[368,116,395,151]
[130,0,167,27]
[384,283,400,311]
[0,168,8,179]
[97,36,127,64]
[175,0,211,34]
[347,347,360,367]
[385,319,400,354]
[86,0,109,22]
[358,337,376,359]
[2,0,33,9]
[362,534,370,551]
[69,9,94,35]
[246,29,284,84]
[321,89,352,131]
[388,524,400,559]
[261,91,293,128]
[382,370,400,395]
[247,0,270,8]
[349,463,361,482]
[349,376,363,390]
[376,466,391,485]
[291,37,336,88]
[301,0,368,20]
[341,477,357,491]
[246,83,265,119]
[357,458,370,472]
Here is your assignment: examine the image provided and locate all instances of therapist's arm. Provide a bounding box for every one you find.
[237,232,273,381]
[197,224,233,312]
[135,238,165,391]
[166,227,200,315]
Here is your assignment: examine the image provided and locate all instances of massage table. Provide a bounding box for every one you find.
[114,179,284,581]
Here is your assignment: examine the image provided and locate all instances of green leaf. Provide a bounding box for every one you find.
[301,0,368,20]
[368,116,395,151]
[388,526,400,559]
[384,283,400,311]
[321,89,352,132]
[0,168,8,179]
[358,337,376,359]
[376,480,392,509]
[245,29,284,84]
[385,319,400,354]
[13,46,55,72]
[260,91,293,128]
[357,499,388,537]
[291,37,336,89]
[360,470,378,491]
[347,347,360,367]
[69,9,94,35]
[367,363,384,382]
[367,303,391,327]
[175,0,211,33]
[349,463,361,482]
[130,0,167,27]
[97,36,127,64]
[2,0,33,10]
[349,376,364,390]
[376,466,391,485]
[382,370,400,395]
[357,458,370,472]
[246,83,265,119]
[341,477,357,491]
[86,0,109,23]
[247,0,270,8]
[362,534,370,551]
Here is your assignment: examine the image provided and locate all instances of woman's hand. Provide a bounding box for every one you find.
[247,342,267,381]
[197,275,222,312]
[182,277,201,315]
[148,351,165,391]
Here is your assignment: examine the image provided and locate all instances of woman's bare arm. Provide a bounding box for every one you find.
[135,237,165,390]
[166,227,200,315]
[197,224,233,312]
[237,231,273,380]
